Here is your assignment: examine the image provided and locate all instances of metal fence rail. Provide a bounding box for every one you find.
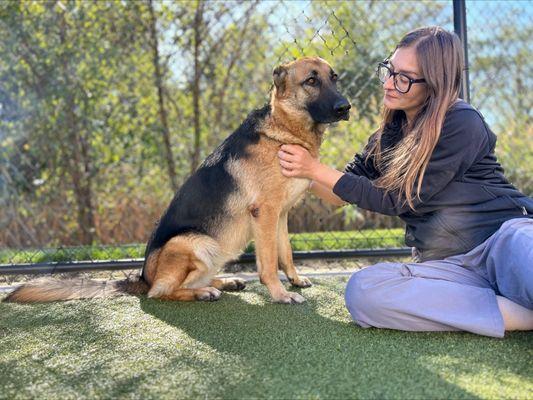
[0,249,413,275]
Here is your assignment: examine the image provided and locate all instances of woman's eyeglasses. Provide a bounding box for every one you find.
[376,61,426,94]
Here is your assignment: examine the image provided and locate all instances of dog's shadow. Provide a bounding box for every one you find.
[137,280,526,398]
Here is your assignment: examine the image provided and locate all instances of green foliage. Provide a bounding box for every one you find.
[0,0,530,251]
[468,4,533,195]
[0,0,167,245]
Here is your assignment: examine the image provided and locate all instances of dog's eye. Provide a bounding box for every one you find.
[331,74,338,82]
[305,77,318,86]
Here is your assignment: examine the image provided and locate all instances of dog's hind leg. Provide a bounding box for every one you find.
[150,270,222,302]
[158,287,221,302]
[147,236,221,302]
[277,212,312,288]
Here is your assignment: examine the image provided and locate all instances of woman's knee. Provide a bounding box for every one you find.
[345,262,402,326]
[490,219,533,263]
[488,219,533,307]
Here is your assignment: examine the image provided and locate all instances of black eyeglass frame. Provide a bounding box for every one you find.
[376,61,426,94]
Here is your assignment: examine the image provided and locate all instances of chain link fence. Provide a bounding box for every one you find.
[0,0,531,277]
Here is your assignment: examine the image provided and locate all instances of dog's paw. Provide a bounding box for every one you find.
[223,278,246,291]
[195,287,221,302]
[273,291,305,304]
[289,276,312,288]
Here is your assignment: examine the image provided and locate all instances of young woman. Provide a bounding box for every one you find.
[277,26,533,338]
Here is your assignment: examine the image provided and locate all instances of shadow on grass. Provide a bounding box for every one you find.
[137,280,532,399]
[0,300,126,397]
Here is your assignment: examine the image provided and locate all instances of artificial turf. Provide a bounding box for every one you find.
[0,277,531,399]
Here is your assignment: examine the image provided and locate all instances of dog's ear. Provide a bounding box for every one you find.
[272,65,288,94]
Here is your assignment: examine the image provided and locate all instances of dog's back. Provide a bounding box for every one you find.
[141,105,271,280]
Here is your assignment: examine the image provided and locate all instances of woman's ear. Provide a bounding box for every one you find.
[272,65,287,95]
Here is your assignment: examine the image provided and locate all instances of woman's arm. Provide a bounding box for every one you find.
[279,109,491,216]
[343,133,381,180]
[309,180,346,207]
[333,109,491,215]
[278,146,346,206]
[279,144,409,215]
[279,131,381,208]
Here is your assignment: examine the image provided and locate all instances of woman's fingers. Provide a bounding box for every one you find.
[280,167,295,177]
[278,150,296,162]
[280,144,298,154]
[279,159,293,169]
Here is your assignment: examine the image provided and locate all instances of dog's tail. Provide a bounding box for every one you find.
[2,276,149,304]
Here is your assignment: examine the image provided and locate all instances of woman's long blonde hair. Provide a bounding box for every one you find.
[368,26,464,210]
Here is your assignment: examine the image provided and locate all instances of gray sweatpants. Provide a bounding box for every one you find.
[344,218,533,338]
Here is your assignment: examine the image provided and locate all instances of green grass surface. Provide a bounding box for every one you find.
[0,229,405,265]
[1,278,532,399]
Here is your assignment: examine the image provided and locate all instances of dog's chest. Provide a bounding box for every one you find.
[284,178,310,208]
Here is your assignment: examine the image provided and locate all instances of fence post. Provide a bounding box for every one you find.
[453,0,470,103]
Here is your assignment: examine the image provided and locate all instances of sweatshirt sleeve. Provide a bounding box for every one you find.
[343,133,380,180]
[332,109,490,216]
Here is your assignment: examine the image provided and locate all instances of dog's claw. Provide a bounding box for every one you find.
[273,291,305,304]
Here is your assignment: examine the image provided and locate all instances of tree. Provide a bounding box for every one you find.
[0,0,159,245]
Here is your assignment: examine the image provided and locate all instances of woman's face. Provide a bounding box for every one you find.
[382,46,427,120]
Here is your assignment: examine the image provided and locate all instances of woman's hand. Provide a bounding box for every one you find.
[278,144,346,197]
[278,144,319,179]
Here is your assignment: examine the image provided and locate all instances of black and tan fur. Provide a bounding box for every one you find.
[4,57,350,304]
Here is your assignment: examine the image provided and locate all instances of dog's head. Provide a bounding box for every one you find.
[271,57,351,125]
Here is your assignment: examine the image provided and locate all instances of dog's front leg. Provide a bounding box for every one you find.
[277,212,312,288]
[251,204,305,304]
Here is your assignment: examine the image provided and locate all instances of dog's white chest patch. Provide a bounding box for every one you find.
[286,178,310,206]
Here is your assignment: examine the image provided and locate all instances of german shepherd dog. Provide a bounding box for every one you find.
[4,57,350,304]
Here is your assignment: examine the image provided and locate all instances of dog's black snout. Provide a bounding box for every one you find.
[334,99,351,114]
